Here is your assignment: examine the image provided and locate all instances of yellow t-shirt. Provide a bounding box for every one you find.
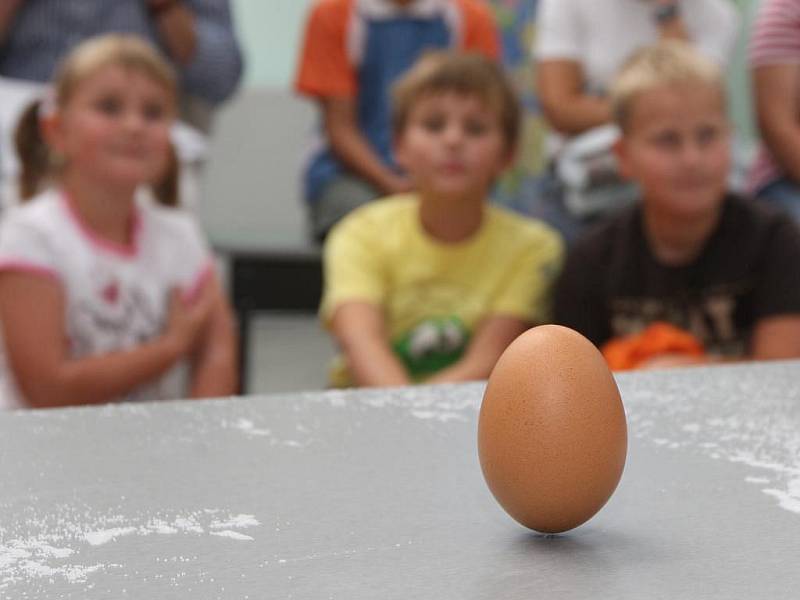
[320,195,564,386]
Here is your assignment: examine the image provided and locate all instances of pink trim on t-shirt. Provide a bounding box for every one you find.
[60,192,142,259]
[182,259,215,304]
[0,259,60,281]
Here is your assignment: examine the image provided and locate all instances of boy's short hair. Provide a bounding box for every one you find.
[610,41,724,131]
[391,51,520,151]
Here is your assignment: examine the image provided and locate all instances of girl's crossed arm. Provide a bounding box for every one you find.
[0,272,215,408]
[187,274,238,397]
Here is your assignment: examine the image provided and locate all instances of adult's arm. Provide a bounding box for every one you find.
[535,2,688,137]
[534,0,735,137]
[147,0,197,65]
[0,0,24,41]
[330,301,411,388]
[753,64,800,182]
[535,61,614,137]
[322,97,410,194]
[149,0,243,105]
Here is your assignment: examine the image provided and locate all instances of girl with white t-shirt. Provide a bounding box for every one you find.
[0,34,238,409]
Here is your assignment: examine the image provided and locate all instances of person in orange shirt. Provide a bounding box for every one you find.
[294,0,500,241]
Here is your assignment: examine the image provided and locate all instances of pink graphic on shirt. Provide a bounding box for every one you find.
[101,281,120,304]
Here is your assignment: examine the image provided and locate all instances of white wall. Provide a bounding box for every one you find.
[232,0,315,89]
[200,1,317,250]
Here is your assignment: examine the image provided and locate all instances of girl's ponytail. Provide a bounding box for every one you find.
[13,100,52,202]
[153,142,179,207]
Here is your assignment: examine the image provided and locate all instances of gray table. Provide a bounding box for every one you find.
[2,361,800,599]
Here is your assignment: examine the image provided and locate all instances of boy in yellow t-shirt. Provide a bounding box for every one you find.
[320,52,563,387]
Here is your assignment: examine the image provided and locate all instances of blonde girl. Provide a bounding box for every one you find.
[0,34,237,409]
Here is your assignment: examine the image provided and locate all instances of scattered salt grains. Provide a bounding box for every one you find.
[210,515,259,530]
[210,531,254,541]
[745,476,771,485]
[322,383,482,419]
[0,509,261,590]
[762,478,800,514]
[226,417,271,437]
[85,527,137,546]
[619,364,800,516]
[172,517,204,534]
[410,410,468,423]
[147,521,178,535]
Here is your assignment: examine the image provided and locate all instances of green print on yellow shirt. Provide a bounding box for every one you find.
[392,316,470,379]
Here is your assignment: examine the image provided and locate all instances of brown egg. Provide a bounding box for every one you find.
[478,325,627,533]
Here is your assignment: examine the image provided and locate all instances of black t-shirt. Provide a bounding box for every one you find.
[554,195,800,355]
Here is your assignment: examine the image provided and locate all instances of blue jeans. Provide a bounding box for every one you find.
[754,177,800,224]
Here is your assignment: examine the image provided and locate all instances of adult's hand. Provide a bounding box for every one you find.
[322,96,408,194]
[145,0,198,65]
[0,0,25,41]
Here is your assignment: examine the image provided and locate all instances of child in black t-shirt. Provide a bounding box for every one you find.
[555,41,800,369]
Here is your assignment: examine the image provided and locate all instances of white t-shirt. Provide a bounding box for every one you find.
[0,189,212,409]
[534,0,740,95]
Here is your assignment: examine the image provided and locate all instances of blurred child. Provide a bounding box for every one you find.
[295,0,500,241]
[0,34,237,409]
[554,41,800,369]
[320,52,563,387]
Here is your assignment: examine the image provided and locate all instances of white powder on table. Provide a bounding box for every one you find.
[0,508,261,592]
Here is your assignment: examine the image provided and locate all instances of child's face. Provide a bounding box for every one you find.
[616,83,730,219]
[394,92,511,201]
[46,64,174,190]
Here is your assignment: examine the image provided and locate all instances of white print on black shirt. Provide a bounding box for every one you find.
[610,285,747,356]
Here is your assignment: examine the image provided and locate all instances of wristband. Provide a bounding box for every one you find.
[653,2,680,25]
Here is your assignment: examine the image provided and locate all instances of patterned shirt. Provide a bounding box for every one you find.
[0,189,213,409]
[0,0,243,105]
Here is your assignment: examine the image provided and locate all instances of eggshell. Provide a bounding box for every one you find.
[478,325,627,533]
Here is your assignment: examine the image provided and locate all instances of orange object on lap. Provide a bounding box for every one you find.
[601,322,705,371]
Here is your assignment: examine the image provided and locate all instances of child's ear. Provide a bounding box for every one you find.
[613,135,632,181]
[393,135,410,171]
[39,112,65,156]
[500,145,517,173]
